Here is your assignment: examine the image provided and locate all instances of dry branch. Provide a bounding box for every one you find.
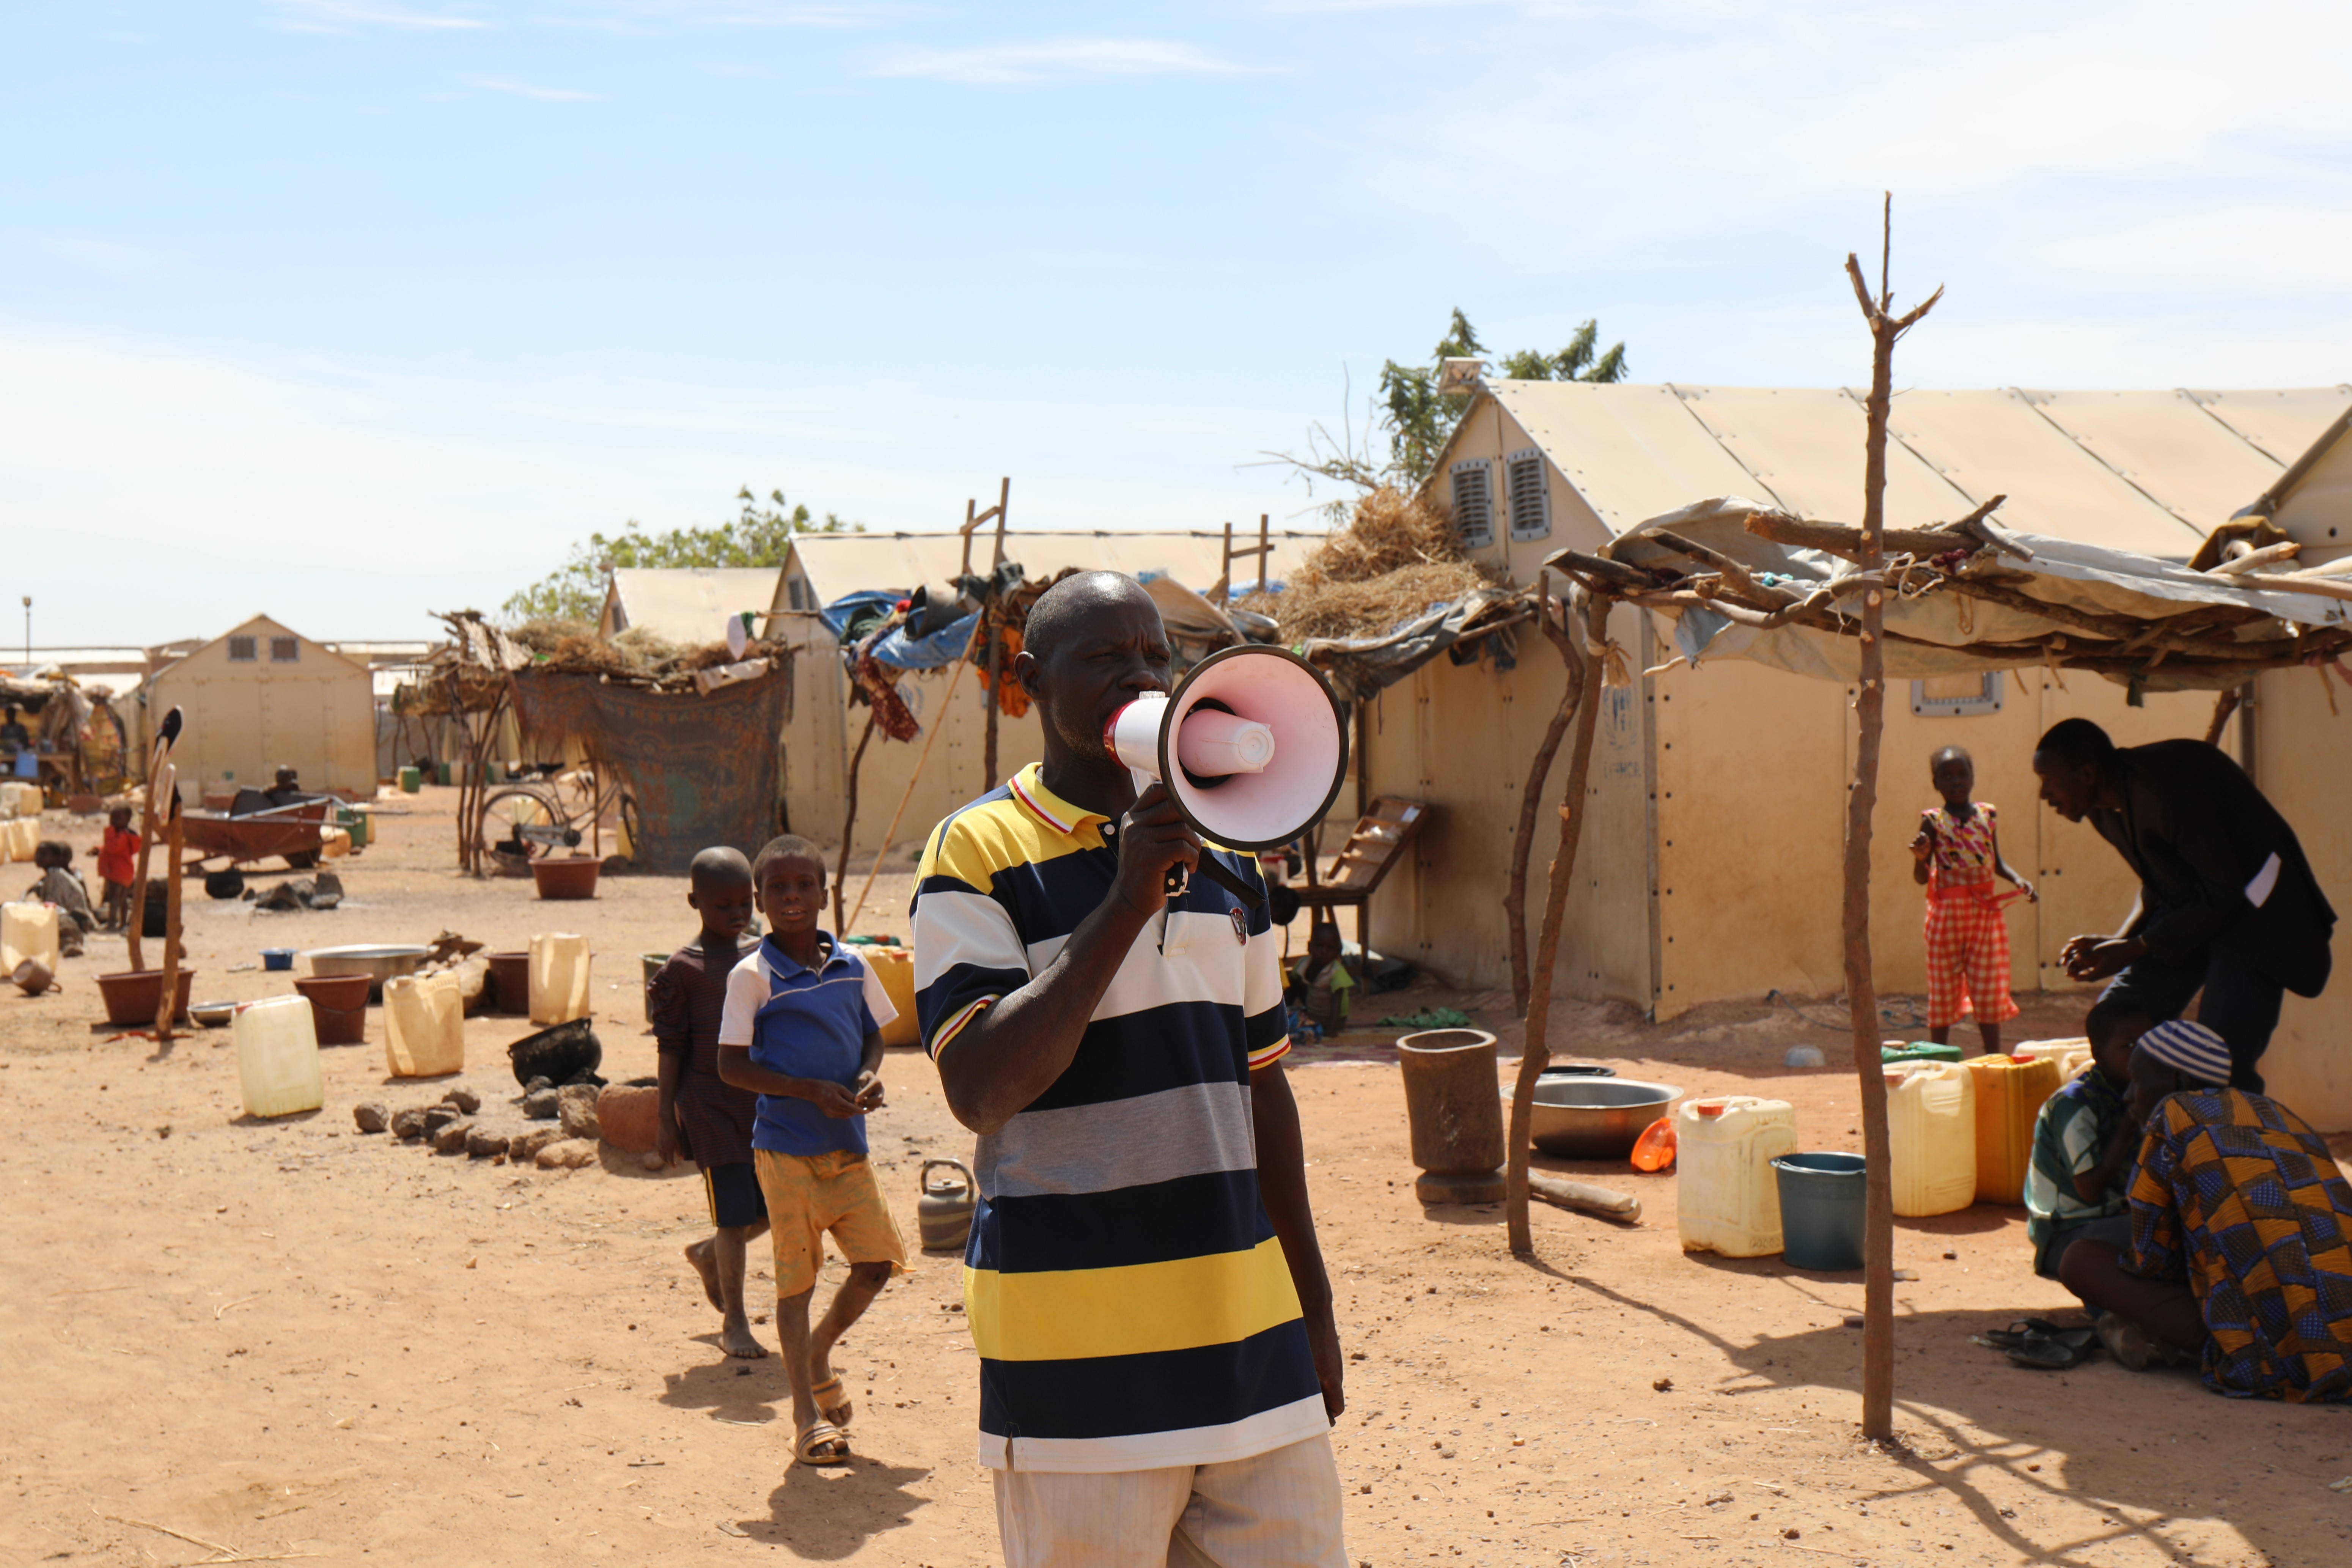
[1504,577,1585,1015]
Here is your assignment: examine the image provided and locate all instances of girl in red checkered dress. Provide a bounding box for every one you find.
[1910,745,2036,1055]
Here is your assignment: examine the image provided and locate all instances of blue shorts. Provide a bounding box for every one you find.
[701,1161,769,1229]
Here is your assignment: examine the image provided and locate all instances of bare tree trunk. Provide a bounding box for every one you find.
[834,711,877,936]
[1505,574,1584,1016]
[1506,591,1607,1255]
[1842,195,1942,1441]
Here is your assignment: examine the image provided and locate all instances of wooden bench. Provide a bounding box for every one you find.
[1286,797,1430,945]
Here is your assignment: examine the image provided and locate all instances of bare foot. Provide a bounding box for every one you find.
[720,1316,769,1359]
[684,1239,723,1312]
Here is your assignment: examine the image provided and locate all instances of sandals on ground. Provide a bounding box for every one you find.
[796,1420,852,1466]
[810,1375,853,1430]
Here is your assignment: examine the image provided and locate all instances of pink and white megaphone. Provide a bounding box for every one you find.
[1102,644,1350,905]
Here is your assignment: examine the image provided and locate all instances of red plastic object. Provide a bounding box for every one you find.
[1629,1117,1677,1172]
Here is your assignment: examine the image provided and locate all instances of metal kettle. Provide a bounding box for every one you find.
[917,1158,977,1252]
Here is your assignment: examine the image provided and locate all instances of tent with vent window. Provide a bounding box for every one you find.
[143,614,378,800]
[1360,379,2352,1128]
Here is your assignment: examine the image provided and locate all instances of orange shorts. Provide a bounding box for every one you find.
[752,1147,909,1299]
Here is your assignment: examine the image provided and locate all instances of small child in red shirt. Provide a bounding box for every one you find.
[86,806,140,931]
[1909,745,2036,1055]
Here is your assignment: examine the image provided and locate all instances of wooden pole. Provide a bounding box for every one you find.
[833,711,877,936]
[980,477,1011,792]
[152,802,184,1040]
[1505,591,1607,1255]
[1843,193,1942,1441]
[844,645,977,934]
[125,712,181,973]
[1505,573,1585,1016]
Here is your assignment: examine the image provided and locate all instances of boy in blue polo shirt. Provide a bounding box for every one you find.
[718,834,906,1468]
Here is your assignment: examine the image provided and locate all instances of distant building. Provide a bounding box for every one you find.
[145,614,377,798]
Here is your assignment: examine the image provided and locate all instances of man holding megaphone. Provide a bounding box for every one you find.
[911,571,1349,1567]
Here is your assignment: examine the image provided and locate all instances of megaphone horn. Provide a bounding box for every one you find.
[1104,644,1351,907]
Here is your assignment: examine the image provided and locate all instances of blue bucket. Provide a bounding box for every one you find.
[261,948,296,972]
[1772,1151,1867,1271]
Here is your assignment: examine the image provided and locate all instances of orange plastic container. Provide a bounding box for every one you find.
[1630,1118,1677,1172]
[1964,1052,2061,1205]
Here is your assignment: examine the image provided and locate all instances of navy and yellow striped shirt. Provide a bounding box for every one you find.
[911,762,1325,1472]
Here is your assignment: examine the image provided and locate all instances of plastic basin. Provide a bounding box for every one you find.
[1772,1151,1868,1271]
[532,856,601,901]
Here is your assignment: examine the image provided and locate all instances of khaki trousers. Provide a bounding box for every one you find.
[992,1432,1346,1568]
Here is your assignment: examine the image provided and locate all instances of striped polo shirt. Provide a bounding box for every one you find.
[910,761,1324,1473]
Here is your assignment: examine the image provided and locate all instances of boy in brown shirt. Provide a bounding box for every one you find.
[650,846,769,1358]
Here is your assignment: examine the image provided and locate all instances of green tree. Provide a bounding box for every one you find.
[1381,310,1627,488]
[1265,309,1629,513]
[502,488,862,622]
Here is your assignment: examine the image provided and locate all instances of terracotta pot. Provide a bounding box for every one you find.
[96,968,198,1027]
[531,856,601,901]
[293,973,371,1045]
[485,951,530,1015]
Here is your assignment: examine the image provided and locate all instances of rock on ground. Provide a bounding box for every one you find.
[422,1104,464,1135]
[464,1126,508,1159]
[557,1085,601,1142]
[431,1119,474,1154]
[534,1138,599,1170]
[508,1127,564,1163]
[389,1106,428,1140]
[595,1084,659,1154]
[522,1087,560,1120]
[352,1102,390,1134]
[441,1087,483,1114]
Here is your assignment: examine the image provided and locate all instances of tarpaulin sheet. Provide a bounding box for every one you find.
[1295,588,1525,703]
[871,609,980,669]
[1609,495,2352,692]
[508,668,787,873]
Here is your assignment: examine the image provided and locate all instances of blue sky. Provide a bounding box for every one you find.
[5,1,2349,645]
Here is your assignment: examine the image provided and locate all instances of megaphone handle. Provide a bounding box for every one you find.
[1193,856,1267,911]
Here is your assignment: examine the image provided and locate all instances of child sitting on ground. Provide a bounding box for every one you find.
[717,835,905,1468]
[1287,921,1357,1040]
[2023,996,2151,1299]
[25,841,96,958]
[86,807,139,931]
[1909,745,2035,1056]
[650,846,769,1360]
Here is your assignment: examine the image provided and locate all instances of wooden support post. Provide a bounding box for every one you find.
[1505,591,1607,1255]
[980,477,1011,793]
[1843,195,1942,1441]
[844,645,977,935]
[153,804,184,1040]
[1505,572,1585,1017]
[834,711,877,936]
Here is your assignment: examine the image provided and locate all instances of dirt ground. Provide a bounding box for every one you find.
[5,790,2350,1568]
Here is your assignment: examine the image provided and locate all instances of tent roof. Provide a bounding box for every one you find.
[1483,382,2352,559]
[155,614,368,678]
[786,529,1324,610]
[604,568,785,644]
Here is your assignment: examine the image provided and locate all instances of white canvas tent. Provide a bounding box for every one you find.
[1366,381,2352,1124]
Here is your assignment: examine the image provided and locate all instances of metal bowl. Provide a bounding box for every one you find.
[1525,1077,1682,1161]
[301,944,431,1001]
[190,1000,237,1029]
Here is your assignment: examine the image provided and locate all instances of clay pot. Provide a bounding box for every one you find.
[293,972,371,1046]
[96,968,198,1026]
[531,856,601,901]
[485,951,530,1015]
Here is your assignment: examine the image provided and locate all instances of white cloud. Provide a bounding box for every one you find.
[270,0,489,30]
[470,76,600,101]
[871,37,1259,86]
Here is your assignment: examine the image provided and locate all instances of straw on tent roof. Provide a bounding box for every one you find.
[1238,486,1498,643]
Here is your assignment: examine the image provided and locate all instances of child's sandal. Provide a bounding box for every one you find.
[811,1376,853,1430]
[796,1420,851,1466]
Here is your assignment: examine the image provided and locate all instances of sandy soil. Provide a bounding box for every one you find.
[5,791,2349,1568]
